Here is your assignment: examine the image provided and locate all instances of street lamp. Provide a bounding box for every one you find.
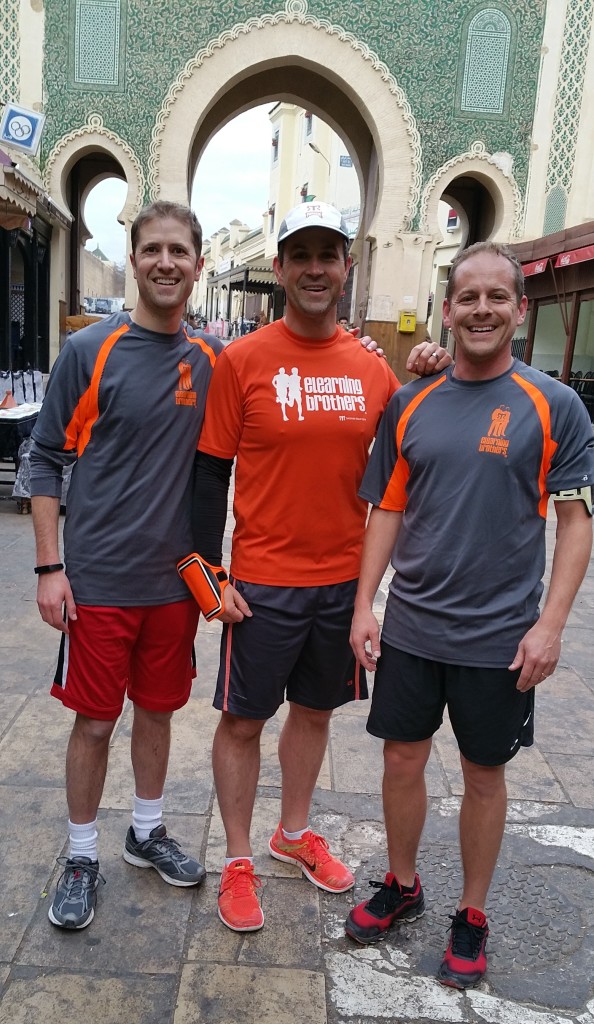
[308,142,330,174]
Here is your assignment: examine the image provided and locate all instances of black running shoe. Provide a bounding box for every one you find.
[48,856,105,930]
[345,871,425,943]
[437,906,489,989]
[123,824,206,887]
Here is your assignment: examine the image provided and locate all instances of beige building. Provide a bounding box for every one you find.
[192,103,360,333]
[82,246,125,309]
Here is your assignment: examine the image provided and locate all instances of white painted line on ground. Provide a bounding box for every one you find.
[327,951,593,1024]
[506,801,562,821]
[469,990,589,1024]
[326,950,466,1021]
[505,825,594,860]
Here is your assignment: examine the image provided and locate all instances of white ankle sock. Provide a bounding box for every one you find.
[68,819,98,862]
[132,795,163,840]
[282,826,308,841]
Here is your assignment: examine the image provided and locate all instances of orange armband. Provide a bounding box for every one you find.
[177,552,229,621]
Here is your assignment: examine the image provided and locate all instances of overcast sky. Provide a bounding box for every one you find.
[83,105,273,264]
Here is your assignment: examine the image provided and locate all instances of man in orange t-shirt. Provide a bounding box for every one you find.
[189,201,450,933]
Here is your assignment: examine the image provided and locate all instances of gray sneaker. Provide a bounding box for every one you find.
[48,857,105,929]
[123,824,206,887]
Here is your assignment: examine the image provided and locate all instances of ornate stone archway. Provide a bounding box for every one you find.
[417,141,523,347]
[43,114,145,348]
[148,0,423,321]
[420,140,522,241]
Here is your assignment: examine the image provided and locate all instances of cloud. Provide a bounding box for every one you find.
[191,105,274,239]
[83,177,127,264]
[83,105,274,262]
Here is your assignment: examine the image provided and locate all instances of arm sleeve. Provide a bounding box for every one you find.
[191,451,234,564]
[359,391,404,509]
[197,350,244,458]
[29,339,85,497]
[29,439,77,498]
[547,391,594,493]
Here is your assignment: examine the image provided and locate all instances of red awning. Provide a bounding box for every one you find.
[554,244,594,268]
[522,258,548,277]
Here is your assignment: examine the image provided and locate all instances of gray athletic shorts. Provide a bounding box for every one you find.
[213,578,368,719]
[367,642,534,766]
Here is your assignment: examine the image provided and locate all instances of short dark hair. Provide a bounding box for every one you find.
[446,241,525,304]
[131,201,203,259]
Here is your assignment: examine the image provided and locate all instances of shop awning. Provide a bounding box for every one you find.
[0,148,71,231]
[522,258,548,277]
[209,262,276,293]
[554,244,594,268]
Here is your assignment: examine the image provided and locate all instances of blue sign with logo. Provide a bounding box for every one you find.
[0,103,46,156]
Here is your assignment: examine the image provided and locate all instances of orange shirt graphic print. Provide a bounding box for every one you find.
[479,406,511,457]
[487,405,511,438]
[272,366,304,422]
[175,360,197,406]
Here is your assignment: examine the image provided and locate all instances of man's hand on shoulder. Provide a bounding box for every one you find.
[356,331,385,359]
[355,333,453,370]
[407,340,452,375]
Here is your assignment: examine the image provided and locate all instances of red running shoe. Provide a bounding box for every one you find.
[345,871,425,943]
[218,860,264,932]
[269,824,354,893]
[437,907,489,988]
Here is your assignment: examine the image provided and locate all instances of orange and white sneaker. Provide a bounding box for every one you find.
[218,860,264,932]
[269,824,354,893]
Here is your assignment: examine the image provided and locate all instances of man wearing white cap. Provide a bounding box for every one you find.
[187,202,450,932]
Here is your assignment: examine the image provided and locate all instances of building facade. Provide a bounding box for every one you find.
[193,102,360,334]
[3,0,593,396]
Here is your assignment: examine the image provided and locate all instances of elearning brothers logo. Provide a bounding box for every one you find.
[479,405,511,457]
[271,367,366,421]
[176,361,196,406]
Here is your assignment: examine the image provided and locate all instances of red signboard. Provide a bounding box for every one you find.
[522,259,548,277]
[554,244,594,268]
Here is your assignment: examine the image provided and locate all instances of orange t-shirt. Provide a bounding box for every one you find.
[198,320,399,586]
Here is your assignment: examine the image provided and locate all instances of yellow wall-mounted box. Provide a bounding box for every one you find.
[398,311,416,333]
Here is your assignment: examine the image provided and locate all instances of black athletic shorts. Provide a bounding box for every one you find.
[366,642,534,766]
[213,578,368,719]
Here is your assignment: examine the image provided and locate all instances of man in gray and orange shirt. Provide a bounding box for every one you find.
[30,201,222,929]
[347,241,593,988]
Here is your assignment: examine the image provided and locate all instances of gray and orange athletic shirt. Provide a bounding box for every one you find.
[30,312,223,605]
[360,361,594,667]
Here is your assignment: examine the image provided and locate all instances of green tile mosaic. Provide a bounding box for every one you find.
[544,0,594,233]
[460,9,511,115]
[41,0,546,216]
[1,0,20,109]
[74,0,121,86]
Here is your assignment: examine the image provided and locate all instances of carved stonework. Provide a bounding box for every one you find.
[147,0,422,223]
[40,0,545,216]
[419,140,523,238]
[43,113,145,212]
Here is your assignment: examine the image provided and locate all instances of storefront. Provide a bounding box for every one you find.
[511,224,594,421]
[205,261,280,332]
[0,149,69,373]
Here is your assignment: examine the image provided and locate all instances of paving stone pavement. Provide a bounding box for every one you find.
[0,489,593,1024]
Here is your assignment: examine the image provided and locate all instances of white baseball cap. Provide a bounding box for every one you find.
[277,201,350,246]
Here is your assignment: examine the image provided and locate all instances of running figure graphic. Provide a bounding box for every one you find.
[272,365,304,421]
[288,367,304,421]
